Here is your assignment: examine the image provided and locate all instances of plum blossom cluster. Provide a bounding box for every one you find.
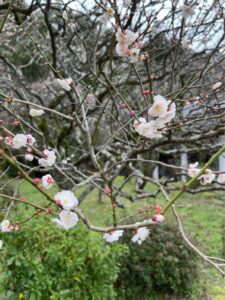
[38,149,56,167]
[103,206,164,244]
[11,133,36,149]
[103,226,150,244]
[52,190,79,230]
[133,95,176,139]
[115,29,143,63]
[3,132,56,167]
[187,162,225,185]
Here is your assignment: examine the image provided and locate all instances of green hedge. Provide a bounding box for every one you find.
[0,217,127,300]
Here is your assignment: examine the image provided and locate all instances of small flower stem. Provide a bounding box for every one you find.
[161,144,225,214]
[0,193,54,214]
[145,59,154,104]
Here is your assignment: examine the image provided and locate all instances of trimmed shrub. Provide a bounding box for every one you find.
[116,222,199,299]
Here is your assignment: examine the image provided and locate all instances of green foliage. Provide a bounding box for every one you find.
[116,222,199,299]
[0,218,127,300]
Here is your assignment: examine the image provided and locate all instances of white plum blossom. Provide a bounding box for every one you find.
[155,102,176,129]
[38,150,56,167]
[56,78,73,91]
[42,174,54,190]
[12,134,27,149]
[54,190,78,210]
[217,173,225,184]
[103,230,124,243]
[188,162,200,177]
[29,109,44,117]
[116,29,141,63]
[134,95,176,139]
[182,5,195,18]
[52,210,78,230]
[133,117,146,129]
[131,227,150,245]
[148,95,168,118]
[26,134,36,146]
[199,169,215,185]
[25,153,34,161]
[135,120,163,139]
[0,220,11,232]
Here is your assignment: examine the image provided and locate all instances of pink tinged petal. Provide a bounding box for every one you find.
[59,210,78,229]
[103,230,124,243]
[52,218,66,229]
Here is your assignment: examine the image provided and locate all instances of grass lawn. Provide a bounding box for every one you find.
[1,177,225,299]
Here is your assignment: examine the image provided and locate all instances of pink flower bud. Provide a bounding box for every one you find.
[46,208,52,214]
[133,120,139,128]
[152,214,165,222]
[27,135,32,144]
[143,90,151,95]
[130,111,136,117]
[154,205,162,214]
[105,185,112,196]
[43,149,49,157]
[125,15,130,20]
[34,178,40,185]
[0,120,4,125]
[114,24,119,29]
[55,199,61,206]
